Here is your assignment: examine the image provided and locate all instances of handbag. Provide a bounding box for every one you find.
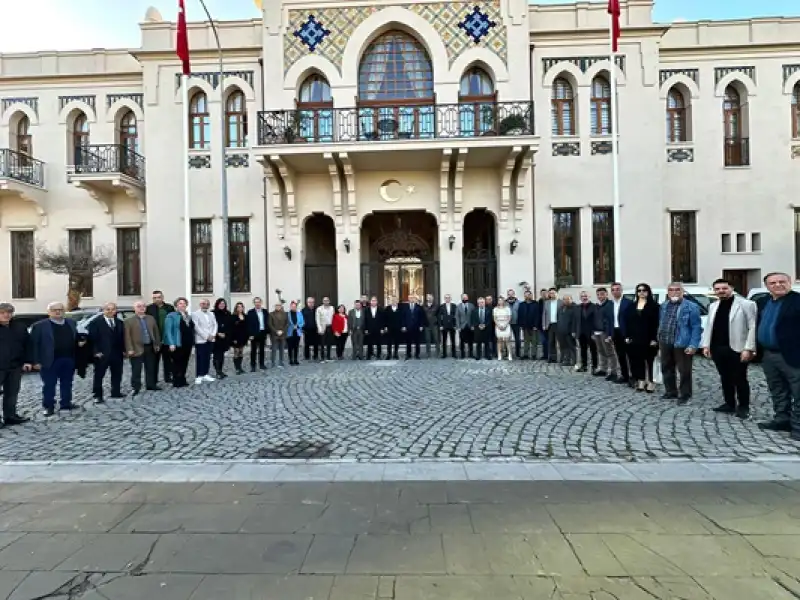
[653,354,663,384]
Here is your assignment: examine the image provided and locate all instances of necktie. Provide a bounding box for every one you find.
[107,318,114,328]
[480,308,484,321]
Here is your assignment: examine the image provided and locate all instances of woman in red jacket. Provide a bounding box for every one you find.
[331,304,349,360]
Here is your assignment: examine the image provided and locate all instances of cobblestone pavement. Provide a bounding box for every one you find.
[1,357,798,462]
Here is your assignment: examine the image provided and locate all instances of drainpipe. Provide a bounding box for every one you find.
[529,46,538,289]
[259,57,269,295]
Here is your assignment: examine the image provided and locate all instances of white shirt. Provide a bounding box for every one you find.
[445,304,451,315]
[354,309,361,319]
[316,305,334,334]
[549,300,557,322]
[341,318,349,334]
[192,309,218,344]
[370,306,377,317]
[613,298,622,328]
[106,317,115,328]
[255,309,265,330]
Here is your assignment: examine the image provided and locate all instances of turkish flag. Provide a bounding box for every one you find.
[607,0,621,53]
[176,0,191,75]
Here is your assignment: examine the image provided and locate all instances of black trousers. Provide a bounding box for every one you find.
[130,344,158,391]
[441,329,456,357]
[171,345,192,385]
[303,329,319,360]
[612,328,631,380]
[474,337,492,359]
[251,332,267,368]
[366,334,382,359]
[334,333,348,359]
[578,334,598,369]
[627,342,656,382]
[154,347,173,383]
[711,345,750,409]
[0,368,23,419]
[659,343,694,397]
[92,356,122,398]
[511,324,521,357]
[287,335,300,363]
[212,341,227,373]
[322,326,334,360]
[405,328,421,358]
[459,328,474,358]
[385,332,401,358]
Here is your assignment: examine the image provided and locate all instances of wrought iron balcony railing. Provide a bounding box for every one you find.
[73,144,146,183]
[0,148,45,188]
[257,101,535,146]
[724,137,749,167]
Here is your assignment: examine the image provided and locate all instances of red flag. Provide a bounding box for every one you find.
[176,0,191,75]
[607,0,621,53]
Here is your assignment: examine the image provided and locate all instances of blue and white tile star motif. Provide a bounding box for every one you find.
[294,14,331,52]
[458,6,496,44]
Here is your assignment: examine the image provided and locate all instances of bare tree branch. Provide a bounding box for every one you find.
[35,243,117,309]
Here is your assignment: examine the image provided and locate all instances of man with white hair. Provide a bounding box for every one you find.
[87,302,125,403]
[658,282,702,404]
[124,300,162,395]
[30,302,83,416]
[0,302,32,426]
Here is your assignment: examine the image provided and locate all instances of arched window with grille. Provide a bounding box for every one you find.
[723,84,748,166]
[459,67,495,136]
[16,115,32,156]
[189,91,210,150]
[666,88,687,142]
[551,77,575,136]
[792,82,800,139]
[119,111,138,153]
[590,75,612,135]
[225,89,248,148]
[357,30,434,140]
[297,74,333,143]
[72,112,90,166]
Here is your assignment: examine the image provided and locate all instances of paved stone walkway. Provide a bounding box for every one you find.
[1,358,798,462]
[0,481,799,599]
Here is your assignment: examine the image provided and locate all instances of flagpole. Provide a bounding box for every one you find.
[182,74,192,303]
[609,25,623,283]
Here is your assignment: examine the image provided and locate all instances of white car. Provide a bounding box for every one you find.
[747,285,800,303]
[623,287,709,334]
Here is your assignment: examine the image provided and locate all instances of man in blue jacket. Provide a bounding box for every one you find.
[658,282,702,404]
[30,302,84,416]
[755,272,800,440]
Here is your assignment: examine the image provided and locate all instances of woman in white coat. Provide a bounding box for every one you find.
[493,296,513,361]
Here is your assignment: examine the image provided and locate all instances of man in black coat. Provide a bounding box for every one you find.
[471,297,493,360]
[517,289,541,360]
[364,296,384,359]
[383,296,403,360]
[246,297,269,371]
[576,291,601,373]
[87,302,126,403]
[146,290,174,384]
[301,297,319,361]
[402,294,425,360]
[438,294,458,358]
[0,303,33,426]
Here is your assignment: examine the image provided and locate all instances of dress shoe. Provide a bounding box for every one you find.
[94,397,105,404]
[594,370,606,377]
[110,394,124,399]
[605,373,618,382]
[146,386,162,391]
[645,382,656,394]
[790,431,800,442]
[60,403,80,411]
[132,389,141,397]
[42,408,55,417]
[577,366,587,372]
[4,415,30,426]
[616,378,630,385]
[735,408,750,419]
[677,395,691,405]
[757,420,792,432]
[713,404,735,414]
[661,392,677,400]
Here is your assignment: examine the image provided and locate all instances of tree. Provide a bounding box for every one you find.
[36,243,117,310]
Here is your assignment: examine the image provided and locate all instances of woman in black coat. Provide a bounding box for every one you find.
[623,283,661,393]
[229,302,249,374]
[212,298,232,379]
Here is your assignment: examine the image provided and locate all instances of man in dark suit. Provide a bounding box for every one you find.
[301,297,319,361]
[348,300,366,360]
[87,302,126,403]
[604,281,633,384]
[383,296,402,360]
[146,290,174,384]
[402,294,425,360]
[0,303,33,427]
[755,272,800,440]
[246,297,269,371]
[438,294,458,358]
[364,296,383,360]
[518,289,541,360]
[471,297,493,360]
[537,289,550,360]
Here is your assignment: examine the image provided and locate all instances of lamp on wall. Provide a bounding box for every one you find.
[448,234,456,250]
[510,239,519,254]
[283,246,292,260]
[343,238,351,253]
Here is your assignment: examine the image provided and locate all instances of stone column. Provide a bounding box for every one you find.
[336,232,360,306]
[439,229,462,299]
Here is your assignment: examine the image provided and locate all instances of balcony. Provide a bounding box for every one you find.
[257,101,535,146]
[724,137,750,167]
[0,148,48,221]
[70,144,146,212]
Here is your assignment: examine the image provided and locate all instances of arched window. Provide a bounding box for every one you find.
[459,67,495,136]
[297,75,333,143]
[357,30,434,140]
[792,82,800,139]
[723,85,747,166]
[590,75,612,135]
[189,91,210,150]
[119,111,138,153]
[666,88,686,142]
[225,90,248,148]
[72,112,90,165]
[551,77,575,136]
[16,115,32,156]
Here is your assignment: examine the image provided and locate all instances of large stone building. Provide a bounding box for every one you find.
[1,0,799,310]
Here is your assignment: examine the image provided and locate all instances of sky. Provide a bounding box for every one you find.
[0,0,797,53]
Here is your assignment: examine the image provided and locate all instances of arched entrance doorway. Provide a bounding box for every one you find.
[462,209,497,301]
[303,213,338,305]
[360,211,438,304]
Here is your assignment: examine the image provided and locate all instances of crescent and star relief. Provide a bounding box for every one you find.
[379,179,416,203]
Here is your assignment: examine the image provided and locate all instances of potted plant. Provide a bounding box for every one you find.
[499,114,528,136]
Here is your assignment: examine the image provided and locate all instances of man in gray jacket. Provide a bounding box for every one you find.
[506,288,522,359]
[541,288,563,364]
[556,295,580,366]
[456,293,475,359]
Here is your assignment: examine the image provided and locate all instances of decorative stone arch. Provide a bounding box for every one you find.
[450,49,509,85]
[285,55,342,93]
[58,99,97,125]
[659,74,700,100]
[174,77,215,103]
[1,103,38,127]
[222,75,257,102]
[783,72,800,95]
[341,7,449,84]
[715,73,756,98]
[106,98,145,124]
[585,61,626,87]
[542,62,583,89]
